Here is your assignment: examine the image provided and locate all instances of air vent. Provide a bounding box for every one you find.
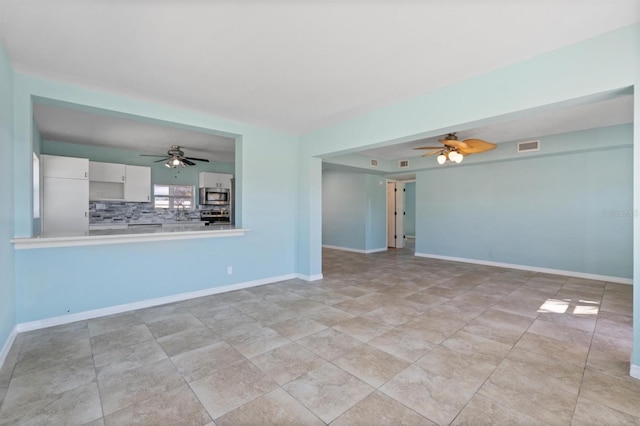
[370,159,379,168]
[517,140,540,153]
[398,159,409,168]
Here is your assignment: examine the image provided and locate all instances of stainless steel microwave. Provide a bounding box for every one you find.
[199,187,230,205]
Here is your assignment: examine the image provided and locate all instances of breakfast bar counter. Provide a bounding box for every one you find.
[11,224,249,249]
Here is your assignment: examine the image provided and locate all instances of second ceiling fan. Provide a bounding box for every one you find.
[414,133,496,164]
[140,145,210,168]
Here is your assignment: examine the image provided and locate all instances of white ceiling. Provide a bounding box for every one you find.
[32,102,236,163]
[1,0,638,136]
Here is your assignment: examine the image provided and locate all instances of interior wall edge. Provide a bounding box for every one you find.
[631,364,640,380]
[0,326,17,371]
[295,273,324,282]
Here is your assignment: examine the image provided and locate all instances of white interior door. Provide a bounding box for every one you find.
[387,181,405,248]
[395,182,405,249]
[387,182,396,247]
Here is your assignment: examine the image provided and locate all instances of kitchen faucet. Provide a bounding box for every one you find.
[177,203,186,221]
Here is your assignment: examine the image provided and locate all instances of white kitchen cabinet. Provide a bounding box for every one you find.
[43,176,89,234]
[89,161,125,183]
[42,155,88,180]
[89,163,150,202]
[124,165,151,202]
[199,172,233,189]
[218,173,233,189]
[42,155,89,234]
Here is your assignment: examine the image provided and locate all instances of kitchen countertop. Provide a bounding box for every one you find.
[11,224,249,250]
[90,220,208,227]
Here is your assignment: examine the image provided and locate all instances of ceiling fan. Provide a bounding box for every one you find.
[414,133,497,165]
[140,145,210,168]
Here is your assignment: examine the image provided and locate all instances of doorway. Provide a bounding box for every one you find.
[387,181,405,248]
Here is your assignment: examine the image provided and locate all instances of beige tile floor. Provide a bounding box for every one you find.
[0,243,638,425]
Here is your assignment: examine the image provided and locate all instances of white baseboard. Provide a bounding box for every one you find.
[0,326,18,371]
[296,273,324,281]
[16,273,297,333]
[322,244,387,254]
[631,364,640,380]
[414,252,632,285]
[365,248,388,253]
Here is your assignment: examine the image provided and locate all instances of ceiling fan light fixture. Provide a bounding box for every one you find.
[166,157,184,168]
[143,145,212,167]
[415,132,496,165]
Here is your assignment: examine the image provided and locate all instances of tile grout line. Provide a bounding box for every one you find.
[569,281,606,423]
[449,272,563,424]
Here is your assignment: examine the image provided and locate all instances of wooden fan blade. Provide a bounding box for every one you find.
[154,157,170,162]
[457,138,497,155]
[182,159,196,166]
[421,150,442,158]
[414,146,444,150]
[140,154,167,157]
[184,157,210,162]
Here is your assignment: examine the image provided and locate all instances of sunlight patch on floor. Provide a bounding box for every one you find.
[537,298,600,315]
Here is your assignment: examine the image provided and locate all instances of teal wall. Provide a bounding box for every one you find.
[322,169,386,252]
[415,125,633,279]
[0,44,16,353]
[322,169,365,250]
[296,153,323,278]
[11,73,299,323]
[404,182,416,237]
[364,174,387,250]
[42,139,234,204]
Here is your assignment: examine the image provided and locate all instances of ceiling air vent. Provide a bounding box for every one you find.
[517,140,540,153]
[370,159,379,168]
[398,159,409,169]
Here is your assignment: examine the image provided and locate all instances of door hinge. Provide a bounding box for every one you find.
[394,211,397,216]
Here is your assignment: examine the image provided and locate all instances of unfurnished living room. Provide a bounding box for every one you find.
[0,1,639,425]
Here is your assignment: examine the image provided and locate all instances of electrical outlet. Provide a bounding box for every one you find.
[227,266,233,275]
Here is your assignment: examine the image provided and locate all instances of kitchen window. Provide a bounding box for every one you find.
[153,184,195,209]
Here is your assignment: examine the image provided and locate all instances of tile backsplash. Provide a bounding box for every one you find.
[89,201,208,224]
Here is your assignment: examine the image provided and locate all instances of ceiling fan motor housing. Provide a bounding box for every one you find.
[168,146,184,157]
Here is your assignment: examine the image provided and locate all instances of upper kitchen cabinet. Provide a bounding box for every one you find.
[124,165,151,202]
[199,172,233,189]
[89,161,150,202]
[89,161,125,183]
[43,154,88,180]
